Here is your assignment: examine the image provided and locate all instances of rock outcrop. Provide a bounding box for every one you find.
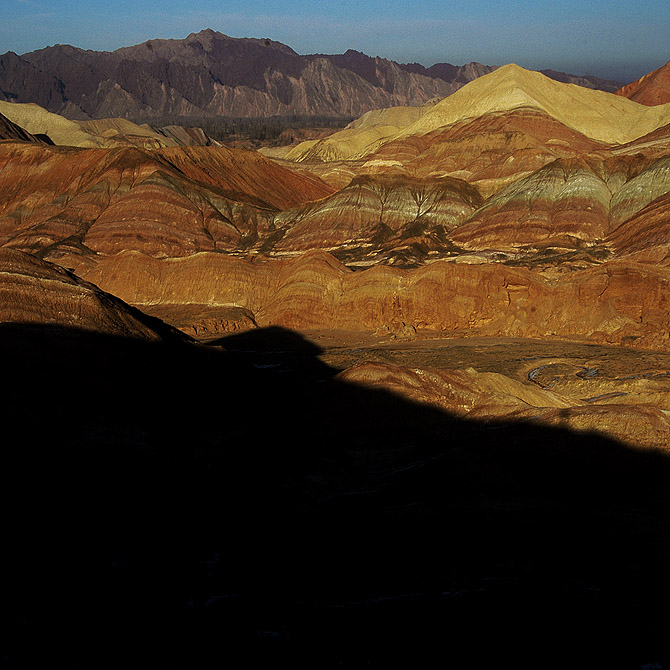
[0,142,332,260]
[78,250,670,352]
[339,361,670,450]
[0,247,180,339]
[615,60,670,106]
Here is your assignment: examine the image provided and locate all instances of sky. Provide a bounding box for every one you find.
[1,0,668,82]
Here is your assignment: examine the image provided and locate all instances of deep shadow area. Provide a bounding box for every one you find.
[1,324,669,668]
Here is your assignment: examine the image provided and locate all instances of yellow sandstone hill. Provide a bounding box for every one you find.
[0,100,109,147]
[289,64,670,162]
[286,104,430,162]
[401,64,670,144]
[0,100,184,148]
[77,118,179,148]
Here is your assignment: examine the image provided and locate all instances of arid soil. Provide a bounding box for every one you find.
[2,56,668,669]
[206,328,670,451]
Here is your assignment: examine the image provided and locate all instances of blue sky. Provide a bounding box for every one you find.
[1,0,668,82]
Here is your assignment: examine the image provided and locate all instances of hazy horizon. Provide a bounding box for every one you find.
[2,0,669,83]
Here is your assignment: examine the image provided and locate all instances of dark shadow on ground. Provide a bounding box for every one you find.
[1,323,668,668]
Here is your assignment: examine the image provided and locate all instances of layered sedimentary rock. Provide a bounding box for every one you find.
[608,155,670,226]
[449,155,670,252]
[362,108,611,195]
[339,361,670,450]
[449,158,612,251]
[0,100,218,148]
[289,65,670,162]
[607,192,670,264]
[270,174,482,265]
[3,65,668,267]
[275,152,669,260]
[0,142,332,260]
[1,59,668,355]
[280,107,613,194]
[0,247,179,339]
[78,250,670,352]
[615,60,670,106]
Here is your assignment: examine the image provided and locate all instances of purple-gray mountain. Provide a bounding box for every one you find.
[0,29,625,121]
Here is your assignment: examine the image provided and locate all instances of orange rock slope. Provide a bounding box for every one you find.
[339,361,670,450]
[0,247,181,340]
[615,60,670,106]
[0,142,333,260]
[1,62,669,354]
[79,250,670,352]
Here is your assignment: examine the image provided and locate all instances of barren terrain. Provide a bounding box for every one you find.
[1,50,668,668]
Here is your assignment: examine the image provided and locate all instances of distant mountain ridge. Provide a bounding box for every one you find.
[0,29,625,122]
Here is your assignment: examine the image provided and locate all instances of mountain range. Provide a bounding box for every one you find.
[0,29,626,121]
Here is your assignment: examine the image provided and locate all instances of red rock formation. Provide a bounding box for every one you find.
[272,174,482,265]
[615,61,670,106]
[368,108,609,195]
[0,247,179,339]
[339,361,670,450]
[445,153,670,254]
[607,191,670,264]
[0,142,332,259]
[449,158,612,251]
[79,251,670,352]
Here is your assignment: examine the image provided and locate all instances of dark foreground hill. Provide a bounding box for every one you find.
[2,321,668,668]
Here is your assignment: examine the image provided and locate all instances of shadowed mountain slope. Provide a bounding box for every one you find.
[340,359,670,450]
[0,247,182,340]
[0,111,44,143]
[3,321,668,667]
